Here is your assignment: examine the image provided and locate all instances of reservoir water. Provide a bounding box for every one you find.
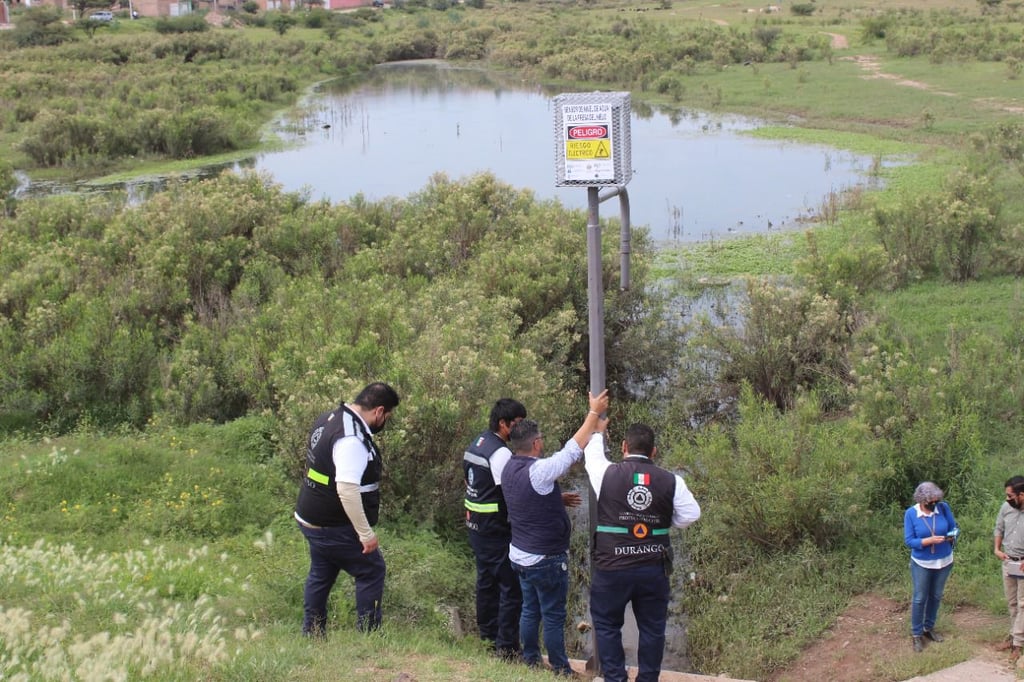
[250,61,879,243]
[14,61,880,245]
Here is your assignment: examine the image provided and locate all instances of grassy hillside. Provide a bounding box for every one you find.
[2,0,1024,679]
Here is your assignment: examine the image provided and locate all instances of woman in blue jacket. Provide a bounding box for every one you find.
[904,481,958,653]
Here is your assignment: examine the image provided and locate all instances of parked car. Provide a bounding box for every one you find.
[88,10,115,21]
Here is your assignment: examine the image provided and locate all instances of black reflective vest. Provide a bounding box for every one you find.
[504,455,572,556]
[463,430,511,537]
[295,404,382,527]
[593,456,675,570]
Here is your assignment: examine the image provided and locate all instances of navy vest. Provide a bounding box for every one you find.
[295,404,382,527]
[593,457,675,570]
[463,430,511,537]
[503,455,571,556]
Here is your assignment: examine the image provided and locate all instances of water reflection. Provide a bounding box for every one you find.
[13,161,254,205]
[13,62,882,245]
[251,61,880,243]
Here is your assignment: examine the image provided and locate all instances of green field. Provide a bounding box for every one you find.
[2,0,1024,679]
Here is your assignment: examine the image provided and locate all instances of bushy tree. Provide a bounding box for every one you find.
[11,6,75,47]
[874,166,1000,284]
[154,13,210,33]
[687,386,881,556]
[850,342,985,506]
[267,12,297,36]
[683,278,854,414]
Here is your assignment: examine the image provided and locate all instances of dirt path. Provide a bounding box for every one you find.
[768,593,1010,682]
[840,54,1023,114]
[844,55,957,95]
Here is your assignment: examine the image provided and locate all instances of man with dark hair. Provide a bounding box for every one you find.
[995,475,1024,660]
[463,398,528,659]
[295,381,400,636]
[503,390,609,677]
[584,419,700,682]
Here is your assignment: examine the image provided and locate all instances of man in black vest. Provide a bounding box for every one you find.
[463,398,528,659]
[294,382,400,637]
[503,389,609,677]
[584,419,700,682]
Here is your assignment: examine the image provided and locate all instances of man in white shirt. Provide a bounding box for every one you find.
[584,418,700,682]
[294,382,399,636]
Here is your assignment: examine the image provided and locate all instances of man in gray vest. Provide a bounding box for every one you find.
[503,389,609,677]
[584,418,700,682]
[463,398,528,659]
[995,475,1024,660]
[294,382,400,637]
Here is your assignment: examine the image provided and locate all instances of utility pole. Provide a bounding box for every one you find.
[553,91,632,677]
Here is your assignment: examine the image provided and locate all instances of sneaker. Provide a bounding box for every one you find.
[924,629,944,643]
[912,636,925,653]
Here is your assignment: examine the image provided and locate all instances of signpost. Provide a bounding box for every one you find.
[553,92,633,675]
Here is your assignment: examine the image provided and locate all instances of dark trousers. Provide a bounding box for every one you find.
[589,564,670,682]
[468,530,522,654]
[299,522,386,635]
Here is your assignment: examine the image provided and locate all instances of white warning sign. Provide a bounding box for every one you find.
[562,103,615,182]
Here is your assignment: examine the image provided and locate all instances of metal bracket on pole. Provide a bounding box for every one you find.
[598,185,631,292]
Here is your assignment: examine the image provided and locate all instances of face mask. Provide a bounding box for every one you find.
[923,502,936,512]
[370,410,390,434]
[1010,498,1021,510]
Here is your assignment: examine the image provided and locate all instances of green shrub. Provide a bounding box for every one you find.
[267,12,297,36]
[851,343,985,506]
[860,16,890,41]
[688,386,880,556]
[11,6,75,47]
[0,163,15,218]
[303,8,330,27]
[753,25,782,50]
[687,278,854,412]
[790,2,816,16]
[874,166,1000,284]
[154,13,210,34]
[797,231,894,314]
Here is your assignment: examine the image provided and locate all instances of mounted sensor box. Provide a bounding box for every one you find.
[553,92,632,187]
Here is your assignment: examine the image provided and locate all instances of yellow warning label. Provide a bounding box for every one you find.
[566,140,612,160]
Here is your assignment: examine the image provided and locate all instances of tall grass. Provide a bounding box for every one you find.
[3,1,1024,680]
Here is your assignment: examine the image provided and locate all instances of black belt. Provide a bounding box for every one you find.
[1008,556,1023,561]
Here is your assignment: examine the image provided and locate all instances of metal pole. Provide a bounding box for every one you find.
[585,185,604,676]
[586,186,606,395]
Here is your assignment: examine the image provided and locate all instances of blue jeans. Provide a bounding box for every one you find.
[514,553,571,674]
[468,530,522,655]
[590,565,670,682]
[910,560,952,636]
[299,522,386,635]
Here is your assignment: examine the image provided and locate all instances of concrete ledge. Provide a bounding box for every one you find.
[568,659,756,682]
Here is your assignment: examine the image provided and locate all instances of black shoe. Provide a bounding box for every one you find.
[913,636,925,653]
[924,629,944,643]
